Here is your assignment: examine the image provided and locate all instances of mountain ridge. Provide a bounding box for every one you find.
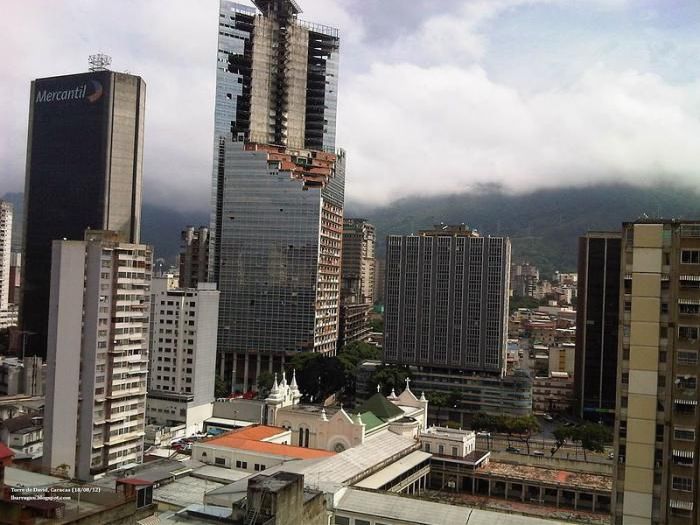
[5,184,700,276]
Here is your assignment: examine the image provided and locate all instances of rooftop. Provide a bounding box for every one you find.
[336,488,574,525]
[481,462,612,492]
[204,425,285,444]
[358,392,404,421]
[354,450,431,490]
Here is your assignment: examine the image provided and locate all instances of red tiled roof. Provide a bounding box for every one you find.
[207,425,285,443]
[0,442,15,459]
[204,438,335,459]
[202,425,334,460]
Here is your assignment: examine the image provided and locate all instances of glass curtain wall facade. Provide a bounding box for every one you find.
[210,1,342,392]
[574,232,621,422]
[22,70,145,358]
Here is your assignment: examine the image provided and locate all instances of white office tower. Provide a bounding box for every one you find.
[147,278,219,435]
[43,231,152,481]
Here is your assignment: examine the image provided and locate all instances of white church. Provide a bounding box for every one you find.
[263,371,429,452]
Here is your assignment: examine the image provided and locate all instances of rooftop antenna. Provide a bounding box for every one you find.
[88,53,112,72]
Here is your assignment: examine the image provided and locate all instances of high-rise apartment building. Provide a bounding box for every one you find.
[385,225,511,374]
[612,221,700,524]
[43,231,151,480]
[21,69,145,358]
[179,226,210,288]
[210,0,343,392]
[0,201,12,311]
[342,218,376,304]
[147,279,219,436]
[338,219,376,350]
[575,231,622,423]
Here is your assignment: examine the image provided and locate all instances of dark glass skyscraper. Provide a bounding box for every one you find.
[574,231,621,422]
[21,70,145,357]
[210,0,343,392]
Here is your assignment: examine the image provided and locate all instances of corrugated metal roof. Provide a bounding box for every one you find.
[354,450,431,489]
[336,488,574,525]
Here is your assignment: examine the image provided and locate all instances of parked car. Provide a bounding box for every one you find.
[543,414,553,422]
[532,450,545,457]
[506,446,521,454]
[608,452,615,460]
[476,431,491,437]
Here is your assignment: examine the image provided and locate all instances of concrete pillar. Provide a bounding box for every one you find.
[255,355,261,389]
[592,494,596,513]
[268,354,273,373]
[218,353,225,380]
[539,487,544,504]
[504,482,509,500]
[521,484,525,502]
[243,353,250,392]
[574,491,579,511]
[231,353,238,393]
[556,488,560,508]
[487,478,491,497]
[471,476,475,495]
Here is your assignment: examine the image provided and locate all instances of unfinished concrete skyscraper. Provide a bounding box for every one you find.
[210,0,343,392]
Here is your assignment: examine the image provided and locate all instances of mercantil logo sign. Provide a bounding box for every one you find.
[35,80,104,104]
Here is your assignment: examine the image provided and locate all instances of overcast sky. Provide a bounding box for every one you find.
[2,0,699,211]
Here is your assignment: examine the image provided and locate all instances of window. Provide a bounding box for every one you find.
[681,250,700,264]
[235,460,248,469]
[674,428,695,441]
[676,376,697,391]
[452,446,458,456]
[672,476,693,492]
[424,443,430,453]
[214,457,225,465]
[679,304,700,315]
[438,445,444,455]
[677,351,698,366]
[334,517,350,525]
[679,326,699,340]
[355,521,370,525]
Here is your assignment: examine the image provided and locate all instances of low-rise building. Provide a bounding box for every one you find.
[192,425,334,473]
[532,372,574,415]
[0,356,44,396]
[0,413,43,459]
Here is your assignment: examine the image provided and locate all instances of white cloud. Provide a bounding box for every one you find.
[0,0,697,212]
[340,62,700,204]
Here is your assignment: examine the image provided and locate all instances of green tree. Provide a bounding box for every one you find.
[256,371,275,398]
[214,376,230,398]
[509,295,542,313]
[571,423,612,461]
[510,415,541,455]
[550,425,571,457]
[370,365,412,397]
[287,354,346,403]
[369,317,384,332]
[336,341,382,400]
[428,392,448,425]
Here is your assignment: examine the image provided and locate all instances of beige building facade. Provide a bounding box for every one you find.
[613,221,700,524]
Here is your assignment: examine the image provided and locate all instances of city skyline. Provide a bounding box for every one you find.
[1,0,699,212]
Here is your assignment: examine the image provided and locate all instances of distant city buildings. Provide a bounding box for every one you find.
[21,69,146,358]
[0,356,44,397]
[43,230,152,480]
[511,262,539,297]
[209,0,343,392]
[612,221,700,524]
[574,231,621,423]
[338,218,376,350]
[147,278,219,436]
[178,226,209,288]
